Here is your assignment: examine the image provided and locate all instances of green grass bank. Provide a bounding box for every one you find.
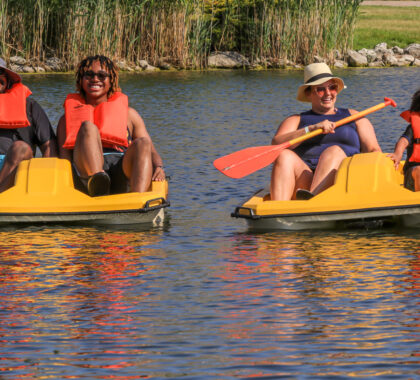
[354,5,420,50]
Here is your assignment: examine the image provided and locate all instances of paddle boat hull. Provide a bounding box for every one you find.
[232,152,420,230]
[0,158,169,225]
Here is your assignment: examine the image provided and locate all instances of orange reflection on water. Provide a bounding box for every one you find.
[216,230,420,378]
[0,226,164,374]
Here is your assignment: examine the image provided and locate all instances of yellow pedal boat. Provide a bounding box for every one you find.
[232,152,420,230]
[0,157,169,225]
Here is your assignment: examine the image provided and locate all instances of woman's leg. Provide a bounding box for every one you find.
[73,121,104,177]
[0,141,33,192]
[270,149,313,200]
[122,137,153,193]
[310,145,346,195]
[411,166,420,191]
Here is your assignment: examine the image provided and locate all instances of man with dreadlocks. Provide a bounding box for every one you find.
[57,55,165,197]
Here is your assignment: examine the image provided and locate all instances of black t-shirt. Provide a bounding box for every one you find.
[400,125,417,172]
[0,97,55,155]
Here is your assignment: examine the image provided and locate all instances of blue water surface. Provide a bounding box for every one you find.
[0,67,419,379]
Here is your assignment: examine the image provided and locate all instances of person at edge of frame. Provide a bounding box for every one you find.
[0,58,57,192]
[388,88,420,191]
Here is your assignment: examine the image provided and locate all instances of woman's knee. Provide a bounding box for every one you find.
[7,141,33,161]
[131,137,152,154]
[321,145,345,156]
[319,145,346,163]
[77,121,100,139]
[273,149,300,169]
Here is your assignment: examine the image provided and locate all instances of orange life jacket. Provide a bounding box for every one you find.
[0,83,31,128]
[63,92,129,149]
[401,110,420,162]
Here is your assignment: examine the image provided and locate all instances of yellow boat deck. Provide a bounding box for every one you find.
[0,157,169,224]
[233,152,420,230]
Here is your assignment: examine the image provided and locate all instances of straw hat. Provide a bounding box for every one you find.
[296,62,345,103]
[0,58,21,85]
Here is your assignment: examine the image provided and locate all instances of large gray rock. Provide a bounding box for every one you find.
[269,58,288,68]
[346,50,368,67]
[116,60,133,71]
[9,64,23,72]
[138,60,149,69]
[399,54,415,65]
[392,46,404,55]
[22,65,35,73]
[404,43,420,58]
[45,57,63,72]
[10,56,26,65]
[382,52,398,66]
[158,60,172,70]
[145,64,157,71]
[333,60,347,68]
[208,52,249,68]
[368,60,384,67]
[358,48,377,63]
[374,42,389,53]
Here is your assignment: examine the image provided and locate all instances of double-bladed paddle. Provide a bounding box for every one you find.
[213,97,397,179]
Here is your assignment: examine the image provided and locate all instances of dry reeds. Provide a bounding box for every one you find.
[0,0,362,69]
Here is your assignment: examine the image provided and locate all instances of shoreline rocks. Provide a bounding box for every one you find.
[342,43,420,68]
[6,43,420,74]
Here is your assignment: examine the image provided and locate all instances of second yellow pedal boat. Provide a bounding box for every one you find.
[232,152,420,230]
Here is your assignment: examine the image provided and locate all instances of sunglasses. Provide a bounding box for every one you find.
[314,84,338,95]
[83,70,111,81]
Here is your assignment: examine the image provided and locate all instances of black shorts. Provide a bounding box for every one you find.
[72,153,129,194]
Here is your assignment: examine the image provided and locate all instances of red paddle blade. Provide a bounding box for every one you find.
[213,142,289,178]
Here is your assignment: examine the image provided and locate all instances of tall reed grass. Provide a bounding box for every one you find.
[0,0,362,69]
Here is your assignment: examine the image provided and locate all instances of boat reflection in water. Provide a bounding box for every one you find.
[0,226,166,373]
[214,230,420,378]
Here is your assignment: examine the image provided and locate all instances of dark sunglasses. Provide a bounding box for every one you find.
[83,70,111,81]
[314,84,338,95]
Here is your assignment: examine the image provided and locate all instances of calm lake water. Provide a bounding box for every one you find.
[1,68,420,378]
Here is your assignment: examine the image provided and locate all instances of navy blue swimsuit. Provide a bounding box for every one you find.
[293,108,360,170]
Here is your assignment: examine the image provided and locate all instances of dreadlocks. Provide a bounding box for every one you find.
[75,55,120,98]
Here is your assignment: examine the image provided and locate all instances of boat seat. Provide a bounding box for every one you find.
[15,158,74,195]
[335,152,403,194]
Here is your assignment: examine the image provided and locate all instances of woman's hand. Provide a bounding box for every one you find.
[152,166,165,181]
[314,120,336,134]
[387,152,403,169]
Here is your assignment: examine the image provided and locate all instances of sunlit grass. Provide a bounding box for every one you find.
[354,6,420,49]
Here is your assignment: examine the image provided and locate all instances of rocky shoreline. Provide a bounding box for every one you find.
[7,42,420,74]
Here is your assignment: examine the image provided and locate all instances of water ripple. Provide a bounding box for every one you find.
[1,68,419,378]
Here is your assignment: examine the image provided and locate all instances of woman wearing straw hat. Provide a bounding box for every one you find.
[0,58,57,192]
[270,62,381,201]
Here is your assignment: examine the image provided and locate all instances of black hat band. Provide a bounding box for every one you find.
[305,73,333,84]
